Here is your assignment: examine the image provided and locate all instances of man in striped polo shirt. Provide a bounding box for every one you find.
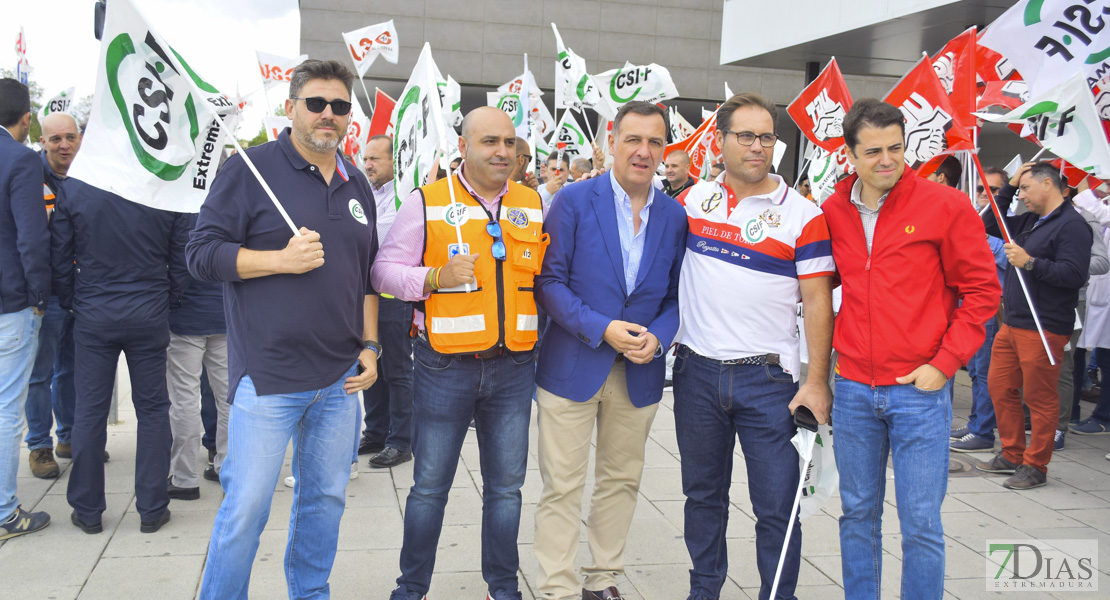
[672,92,835,600]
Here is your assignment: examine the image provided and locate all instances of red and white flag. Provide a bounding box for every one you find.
[343,20,399,78]
[257,51,307,92]
[931,27,977,136]
[883,54,974,170]
[665,111,719,180]
[786,58,853,153]
[368,88,396,139]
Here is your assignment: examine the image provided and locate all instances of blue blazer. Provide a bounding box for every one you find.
[535,174,687,407]
[0,127,49,314]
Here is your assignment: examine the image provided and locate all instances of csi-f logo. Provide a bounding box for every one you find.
[394,87,431,191]
[349,199,368,225]
[497,95,523,127]
[444,202,470,227]
[349,32,393,62]
[987,541,1097,590]
[610,66,652,102]
[1023,102,1078,140]
[1025,2,1110,67]
[105,31,216,181]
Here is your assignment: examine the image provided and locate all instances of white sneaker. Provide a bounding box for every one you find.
[284,475,295,488]
[350,462,358,480]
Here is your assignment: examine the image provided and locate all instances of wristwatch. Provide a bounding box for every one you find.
[363,340,382,356]
[1023,258,1035,271]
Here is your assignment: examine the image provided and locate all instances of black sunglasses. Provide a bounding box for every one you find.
[976,185,1002,195]
[486,220,507,261]
[290,96,352,116]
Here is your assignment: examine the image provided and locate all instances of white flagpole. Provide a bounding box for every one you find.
[769,435,814,600]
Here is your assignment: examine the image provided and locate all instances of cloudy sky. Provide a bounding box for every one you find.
[4,0,300,136]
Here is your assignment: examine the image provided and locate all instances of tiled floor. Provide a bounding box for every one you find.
[3,368,1109,599]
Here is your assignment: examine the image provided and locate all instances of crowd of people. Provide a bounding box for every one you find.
[0,55,1107,600]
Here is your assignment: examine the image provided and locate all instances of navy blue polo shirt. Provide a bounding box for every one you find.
[186,129,377,401]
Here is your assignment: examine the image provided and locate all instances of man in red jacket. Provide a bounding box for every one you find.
[821,99,1001,598]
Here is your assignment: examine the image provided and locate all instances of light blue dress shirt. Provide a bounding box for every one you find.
[609,170,653,294]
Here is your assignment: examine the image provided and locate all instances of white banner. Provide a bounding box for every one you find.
[592,62,679,120]
[343,20,399,78]
[977,71,1110,179]
[980,0,1110,95]
[391,43,449,209]
[40,87,76,118]
[69,0,238,213]
[552,23,601,112]
[256,51,307,93]
[263,115,292,142]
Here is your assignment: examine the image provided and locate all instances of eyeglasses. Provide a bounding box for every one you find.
[723,130,778,148]
[290,96,352,116]
[976,185,1002,195]
[486,220,507,261]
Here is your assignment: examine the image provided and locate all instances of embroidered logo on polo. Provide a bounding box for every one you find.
[349,199,368,225]
[760,208,782,228]
[444,202,470,227]
[701,192,722,214]
[506,207,529,228]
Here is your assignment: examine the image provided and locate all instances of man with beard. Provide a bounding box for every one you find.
[187,60,380,598]
[672,93,835,600]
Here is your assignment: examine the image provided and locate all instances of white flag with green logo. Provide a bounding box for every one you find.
[977,71,1110,178]
[592,62,679,121]
[68,0,237,213]
[391,42,449,209]
[551,109,589,161]
[552,23,601,112]
[980,0,1110,95]
[40,87,76,118]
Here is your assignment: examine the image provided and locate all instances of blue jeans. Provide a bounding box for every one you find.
[964,317,998,441]
[24,296,74,450]
[361,297,414,451]
[672,345,801,600]
[200,364,359,600]
[833,376,952,600]
[0,308,41,521]
[394,338,534,598]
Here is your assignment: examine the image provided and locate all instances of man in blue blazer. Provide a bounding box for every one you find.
[0,78,51,541]
[533,102,686,600]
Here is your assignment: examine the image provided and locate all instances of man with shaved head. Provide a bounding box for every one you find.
[663,149,696,198]
[24,112,83,480]
[373,105,545,600]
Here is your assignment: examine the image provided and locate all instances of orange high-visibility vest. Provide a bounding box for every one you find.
[421,175,549,354]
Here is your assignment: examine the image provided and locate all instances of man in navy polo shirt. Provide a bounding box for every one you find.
[187,60,380,599]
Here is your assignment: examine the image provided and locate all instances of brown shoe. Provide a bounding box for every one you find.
[583,587,625,600]
[1003,465,1047,490]
[29,448,60,479]
[55,443,109,462]
[975,452,1018,475]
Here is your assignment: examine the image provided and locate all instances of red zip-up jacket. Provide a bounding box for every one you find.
[822,169,1002,386]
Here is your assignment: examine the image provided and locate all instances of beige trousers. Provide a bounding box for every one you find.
[534,361,660,599]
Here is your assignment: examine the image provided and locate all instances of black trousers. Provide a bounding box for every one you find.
[68,320,171,522]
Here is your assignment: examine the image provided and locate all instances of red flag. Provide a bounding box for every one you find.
[666,113,717,179]
[883,54,974,171]
[1047,158,1106,190]
[976,80,1029,112]
[787,58,853,153]
[368,88,396,139]
[931,27,977,136]
[975,30,1020,85]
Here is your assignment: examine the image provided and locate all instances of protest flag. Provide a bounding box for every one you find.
[368,88,396,139]
[40,87,76,118]
[883,54,974,170]
[977,71,1110,179]
[592,61,679,121]
[551,23,601,112]
[69,0,250,216]
[787,58,853,153]
[979,0,1110,95]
